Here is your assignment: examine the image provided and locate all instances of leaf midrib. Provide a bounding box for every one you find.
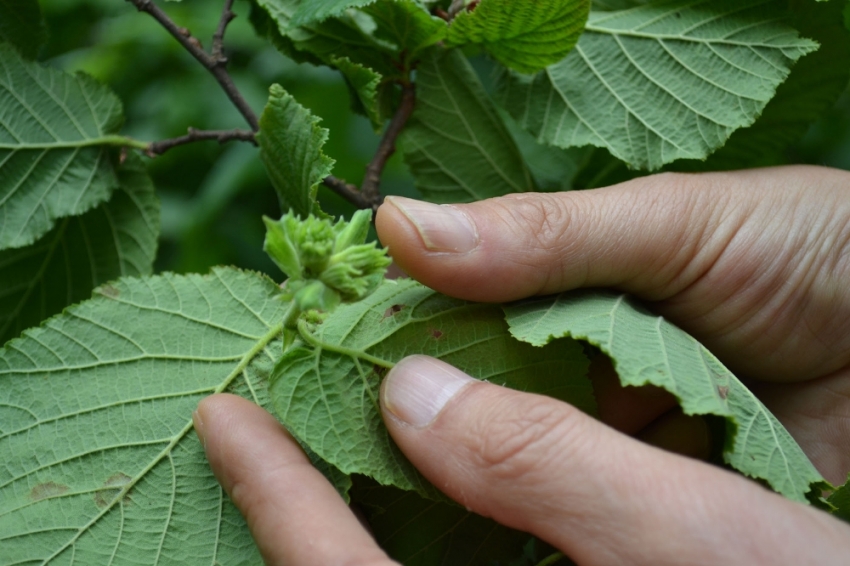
[32,321,283,565]
[0,136,146,150]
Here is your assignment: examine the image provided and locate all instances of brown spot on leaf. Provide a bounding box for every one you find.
[96,284,120,299]
[373,364,388,379]
[382,304,405,320]
[30,481,69,501]
[717,386,729,400]
[94,473,132,508]
[429,328,443,340]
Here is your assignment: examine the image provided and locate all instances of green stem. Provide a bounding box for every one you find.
[0,135,149,151]
[535,552,567,566]
[296,318,394,369]
[282,302,301,351]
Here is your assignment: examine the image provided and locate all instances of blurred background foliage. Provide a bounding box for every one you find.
[38,0,850,279]
[41,0,418,278]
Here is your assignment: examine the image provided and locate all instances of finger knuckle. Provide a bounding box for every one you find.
[466,395,589,484]
[494,193,580,254]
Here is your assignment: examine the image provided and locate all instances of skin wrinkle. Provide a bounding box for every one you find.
[198,167,850,566]
[639,174,848,380]
[732,193,845,376]
[650,182,745,300]
[487,193,588,292]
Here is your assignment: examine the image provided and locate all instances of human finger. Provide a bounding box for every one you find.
[194,394,396,566]
[381,356,850,565]
[375,167,850,380]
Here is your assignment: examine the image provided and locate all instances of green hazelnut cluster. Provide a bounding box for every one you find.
[263,210,392,314]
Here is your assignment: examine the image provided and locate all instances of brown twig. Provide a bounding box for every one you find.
[146,128,256,156]
[320,82,416,212]
[212,0,236,61]
[126,0,259,132]
[358,83,417,208]
[322,176,372,210]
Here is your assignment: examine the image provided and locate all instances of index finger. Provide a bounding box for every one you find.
[194,394,397,566]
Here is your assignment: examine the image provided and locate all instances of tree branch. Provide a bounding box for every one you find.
[146,128,256,156]
[212,0,236,61]
[321,82,416,212]
[323,176,372,210]
[126,0,259,131]
[358,82,417,208]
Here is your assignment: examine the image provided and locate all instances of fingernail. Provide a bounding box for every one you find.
[382,355,475,427]
[192,408,206,449]
[386,196,479,253]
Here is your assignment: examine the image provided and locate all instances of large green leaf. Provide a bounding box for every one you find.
[0,268,288,565]
[252,0,400,76]
[290,0,378,26]
[0,154,159,346]
[497,0,819,170]
[257,84,335,217]
[270,279,592,498]
[0,44,133,250]
[400,49,534,203]
[502,291,829,504]
[362,0,447,63]
[446,0,590,74]
[0,0,46,58]
[675,0,850,170]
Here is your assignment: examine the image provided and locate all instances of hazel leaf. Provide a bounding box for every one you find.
[270,279,594,498]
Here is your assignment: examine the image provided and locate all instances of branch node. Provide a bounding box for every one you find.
[125,0,259,131]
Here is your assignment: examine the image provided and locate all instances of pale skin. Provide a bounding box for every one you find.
[192,166,850,565]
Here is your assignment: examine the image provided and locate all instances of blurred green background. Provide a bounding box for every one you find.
[39,0,850,279]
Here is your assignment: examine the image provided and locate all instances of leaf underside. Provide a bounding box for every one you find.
[675,0,850,170]
[0,154,160,346]
[503,291,828,504]
[0,268,287,565]
[0,43,125,250]
[362,0,448,62]
[270,279,593,499]
[498,0,819,170]
[401,48,535,203]
[252,0,400,77]
[447,0,591,74]
[290,0,378,26]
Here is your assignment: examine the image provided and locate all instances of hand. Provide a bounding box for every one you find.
[196,166,850,565]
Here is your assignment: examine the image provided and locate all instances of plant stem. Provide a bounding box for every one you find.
[146,128,256,156]
[125,0,259,132]
[322,81,417,212]
[359,82,416,208]
[322,176,372,210]
[0,136,149,151]
[297,318,394,369]
[212,0,236,61]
